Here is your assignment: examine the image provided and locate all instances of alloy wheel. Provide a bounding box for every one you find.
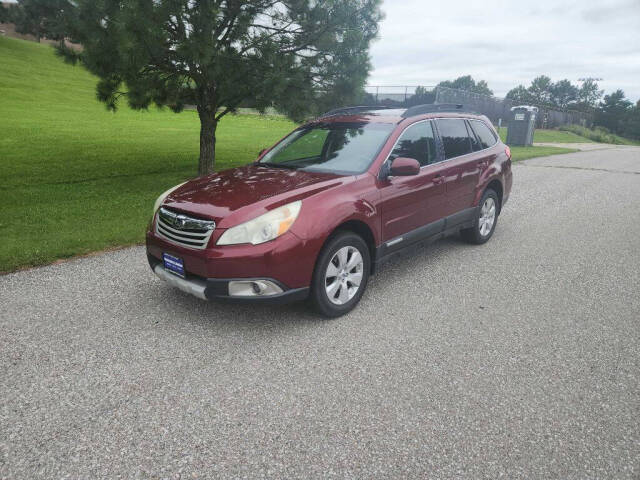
[479,197,496,237]
[325,246,364,305]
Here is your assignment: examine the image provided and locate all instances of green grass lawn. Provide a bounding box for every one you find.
[496,127,581,162]
[0,36,581,272]
[509,145,578,161]
[0,36,295,272]
[497,127,593,144]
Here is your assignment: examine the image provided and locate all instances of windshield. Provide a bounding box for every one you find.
[260,122,395,175]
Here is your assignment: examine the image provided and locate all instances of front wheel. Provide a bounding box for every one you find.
[461,189,499,244]
[311,232,371,318]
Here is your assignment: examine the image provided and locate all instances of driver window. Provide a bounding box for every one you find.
[389,121,436,166]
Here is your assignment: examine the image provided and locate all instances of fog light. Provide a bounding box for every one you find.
[228,280,284,297]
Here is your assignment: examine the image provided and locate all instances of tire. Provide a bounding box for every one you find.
[461,188,499,244]
[311,231,371,318]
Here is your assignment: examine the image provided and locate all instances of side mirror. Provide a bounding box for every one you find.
[389,157,420,176]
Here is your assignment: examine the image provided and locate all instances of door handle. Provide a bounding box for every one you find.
[433,174,445,185]
[478,160,489,169]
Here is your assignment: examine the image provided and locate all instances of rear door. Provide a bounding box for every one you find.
[435,118,483,218]
[378,120,448,244]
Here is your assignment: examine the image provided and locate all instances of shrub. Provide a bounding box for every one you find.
[558,125,638,145]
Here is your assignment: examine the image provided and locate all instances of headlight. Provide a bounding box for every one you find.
[217,201,302,245]
[152,182,186,215]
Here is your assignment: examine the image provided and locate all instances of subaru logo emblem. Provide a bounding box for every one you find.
[158,207,215,233]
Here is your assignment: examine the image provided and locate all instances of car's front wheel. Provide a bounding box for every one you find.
[311,232,370,318]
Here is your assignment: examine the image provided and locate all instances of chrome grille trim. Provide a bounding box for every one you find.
[157,221,211,238]
[155,207,215,250]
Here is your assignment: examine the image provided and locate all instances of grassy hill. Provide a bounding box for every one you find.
[0,36,295,272]
[0,36,577,272]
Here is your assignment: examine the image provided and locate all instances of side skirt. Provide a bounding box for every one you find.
[372,207,477,273]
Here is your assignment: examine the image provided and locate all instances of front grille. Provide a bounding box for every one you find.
[155,207,216,250]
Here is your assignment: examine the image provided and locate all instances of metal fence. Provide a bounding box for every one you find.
[364,85,593,128]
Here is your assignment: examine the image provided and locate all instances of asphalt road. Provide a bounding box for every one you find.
[2,146,639,479]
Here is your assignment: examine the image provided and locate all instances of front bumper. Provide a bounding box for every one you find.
[146,226,319,288]
[148,255,309,305]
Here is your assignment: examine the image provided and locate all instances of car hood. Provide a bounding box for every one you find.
[162,164,345,228]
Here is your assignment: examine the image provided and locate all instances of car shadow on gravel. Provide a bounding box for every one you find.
[148,282,322,328]
[146,233,480,329]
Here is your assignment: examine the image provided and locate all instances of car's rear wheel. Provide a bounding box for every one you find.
[461,188,499,244]
[311,232,370,318]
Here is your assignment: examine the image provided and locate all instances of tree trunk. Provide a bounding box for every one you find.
[198,108,218,176]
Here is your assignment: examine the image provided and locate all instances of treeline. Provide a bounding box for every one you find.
[506,76,601,111]
[592,91,640,140]
[507,76,640,140]
[374,75,640,141]
[364,75,493,107]
[1,0,72,46]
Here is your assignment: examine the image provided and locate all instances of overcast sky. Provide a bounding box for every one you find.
[4,0,638,101]
[368,0,640,102]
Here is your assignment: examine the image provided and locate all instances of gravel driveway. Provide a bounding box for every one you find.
[1,147,639,479]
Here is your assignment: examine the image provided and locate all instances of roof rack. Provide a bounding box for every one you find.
[402,103,475,118]
[319,105,392,118]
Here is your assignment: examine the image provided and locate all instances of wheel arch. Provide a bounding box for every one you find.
[481,178,504,214]
[318,219,378,275]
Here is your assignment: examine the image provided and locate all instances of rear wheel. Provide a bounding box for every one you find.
[461,189,499,244]
[311,232,370,318]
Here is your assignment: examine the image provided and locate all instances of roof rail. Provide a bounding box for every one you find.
[402,103,475,118]
[319,105,391,118]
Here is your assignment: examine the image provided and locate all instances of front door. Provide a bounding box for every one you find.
[378,121,448,246]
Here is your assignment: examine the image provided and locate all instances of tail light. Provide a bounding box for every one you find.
[505,146,511,159]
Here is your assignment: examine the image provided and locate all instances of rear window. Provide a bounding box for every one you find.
[469,120,498,149]
[436,119,473,159]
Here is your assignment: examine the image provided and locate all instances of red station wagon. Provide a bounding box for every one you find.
[146,104,513,317]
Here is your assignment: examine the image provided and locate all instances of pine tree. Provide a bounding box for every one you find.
[59,0,383,175]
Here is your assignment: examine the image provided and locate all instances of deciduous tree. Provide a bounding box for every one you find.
[577,78,604,107]
[438,75,493,96]
[505,85,532,105]
[527,75,552,105]
[12,0,73,46]
[406,86,435,106]
[549,79,579,110]
[0,3,9,23]
[623,103,640,140]
[594,89,632,134]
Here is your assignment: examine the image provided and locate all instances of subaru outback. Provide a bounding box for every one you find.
[146,104,512,317]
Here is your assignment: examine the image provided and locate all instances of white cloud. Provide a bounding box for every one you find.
[369,0,640,102]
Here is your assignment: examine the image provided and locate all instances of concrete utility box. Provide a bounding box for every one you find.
[507,106,538,146]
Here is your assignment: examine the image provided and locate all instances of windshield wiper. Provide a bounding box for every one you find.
[258,162,298,170]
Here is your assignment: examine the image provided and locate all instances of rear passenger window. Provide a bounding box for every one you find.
[436,119,472,159]
[389,121,437,166]
[470,120,498,149]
